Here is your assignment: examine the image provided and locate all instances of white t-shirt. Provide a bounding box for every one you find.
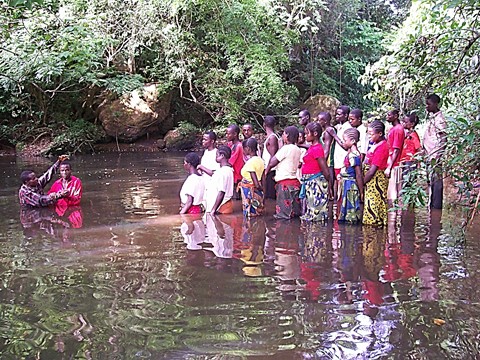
[274,143,301,182]
[201,148,220,204]
[180,174,205,206]
[205,166,234,212]
[334,122,352,169]
[357,124,368,155]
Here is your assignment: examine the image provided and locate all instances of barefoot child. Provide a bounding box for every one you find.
[338,128,363,223]
[300,122,330,222]
[179,153,205,214]
[240,138,265,217]
[363,120,389,226]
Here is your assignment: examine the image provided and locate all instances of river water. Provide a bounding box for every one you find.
[0,152,479,359]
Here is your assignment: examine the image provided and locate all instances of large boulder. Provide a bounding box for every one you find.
[302,95,341,121]
[164,129,198,150]
[98,84,172,142]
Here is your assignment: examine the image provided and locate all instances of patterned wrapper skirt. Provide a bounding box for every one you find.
[239,181,265,217]
[338,175,361,223]
[362,166,388,226]
[275,179,301,220]
[300,173,329,222]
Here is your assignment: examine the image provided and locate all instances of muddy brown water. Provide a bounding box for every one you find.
[0,152,478,359]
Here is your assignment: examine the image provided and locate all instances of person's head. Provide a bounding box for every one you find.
[202,131,217,149]
[343,128,360,149]
[298,130,305,145]
[298,109,311,126]
[349,109,363,127]
[336,105,350,124]
[184,152,200,171]
[386,109,400,124]
[242,137,258,156]
[242,123,254,139]
[317,112,332,128]
[216,145,232,163]
[305,121,322,143]
[263,115,276,130]
[426,93,441,113]
[282,126,299,145]
[59,162,72,180]
[20,170,37,187]
[367,120,385,144]
[226,124,240,142]
[402,112,419,130]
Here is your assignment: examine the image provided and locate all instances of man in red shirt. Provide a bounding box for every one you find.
[385,109,405,205]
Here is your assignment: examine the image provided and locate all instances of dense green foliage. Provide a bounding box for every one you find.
[0,0,408,151]
[362,0,480,210]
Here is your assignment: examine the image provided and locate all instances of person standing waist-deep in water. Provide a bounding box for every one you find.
[19,155,70,208]
[363,120,389,226]
[179,153,205,214]
[423,93,447,209]
[266,126,302,220]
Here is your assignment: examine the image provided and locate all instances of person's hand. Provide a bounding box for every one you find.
[58,154,69,162]
[384,168,391,178]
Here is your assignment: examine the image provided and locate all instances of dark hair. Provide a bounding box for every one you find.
[305,122,322,137]
[426,93,441,104]
[299,109,310,118]
[243,123,253,128]
[184,152,200,168]
[263,115,276,128]
[405,112,419,126]
[284,126,299,144]
[60,161,72,170]
[242,138,258,153]
[228,124,240,135]
[205,130,217,142]
[338,105,350,116]
[317,111,331,122]
[350,109,363,120]
[20,170,34,184]
[217,145,232,159]
[389,109,400,117]
[368,120,385,136]
[344,128,360,142]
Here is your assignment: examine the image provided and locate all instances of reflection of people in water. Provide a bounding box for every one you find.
[238,217,266,277]
[18,155,70,208]
[204,213,233,259]
[20,207,70,240]
[180,214,206,250]
[48,161,83,213]
[417,209,442,302]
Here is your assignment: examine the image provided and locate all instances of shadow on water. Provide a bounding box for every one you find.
[0,152,479,359]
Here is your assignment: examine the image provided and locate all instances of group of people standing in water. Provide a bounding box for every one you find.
[180,93,447,226]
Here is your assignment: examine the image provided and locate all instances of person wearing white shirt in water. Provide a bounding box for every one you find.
[197,131,220,207]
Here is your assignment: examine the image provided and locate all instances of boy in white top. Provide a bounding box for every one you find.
[266,126,302,219]
[179,153,205,214]
[205,145,234,214]
[197,131,220,206]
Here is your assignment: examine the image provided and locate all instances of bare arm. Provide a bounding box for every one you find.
[197,165,214,176]
[250,171,262,191]
[265,156,279,175]
[327,129,348,151]
[364,164,378,184]
[212,191,226,214]
[179,194,194,214]
[317,157,330,183]
[385,148,401,178]
[355,165,364,202]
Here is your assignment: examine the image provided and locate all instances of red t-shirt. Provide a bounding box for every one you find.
[365,140,389,170]
[399,130,421,163]
[301,143,325,175]
[388,124,405,168]
[228,141,245,182]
